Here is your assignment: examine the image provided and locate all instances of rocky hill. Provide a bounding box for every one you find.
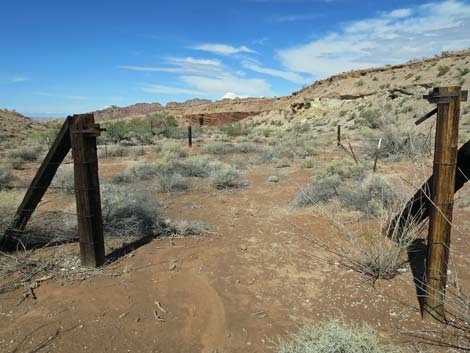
[0,109,48,147]
[92,50,470,135]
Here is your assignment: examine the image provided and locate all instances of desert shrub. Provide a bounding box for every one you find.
[148,112,178,138]
[437,65,450,77]
[0,190,76,245]
[104,119,153,144]
[356,109,382,129]
[337,175,399,217]
[110,171,133,184]
[363,122,430,161]
[232,142,260,154]
[294,176,341,206]
[316,160,367,181]
[106,145,129,157]
[267,175,280,183]
[355,79,364,87]
[161,141,187,158]
[275,321,401,353]
[51,166,75,194]
[275,158,291,168]
[301,158,315,169]
[127,162,163,180]
[0,165,16,189]
[457,67,470,77]
[203,141,230,155]
[173,156,211,177]
[220,122,253,137]
[167,219,209,236]
[155,172,191,193]
[7,146,41,163]
[209,166,245,189]
[101,183,164,236]
[0,191,22,233]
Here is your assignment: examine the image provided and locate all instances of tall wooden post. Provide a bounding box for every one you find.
[188,125,192,148]
[70,114,105,268]
[424,86,461,320]
[373,138,382,173]
[337,125,341,147]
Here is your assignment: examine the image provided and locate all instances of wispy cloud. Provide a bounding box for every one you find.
[272,13,322,23]
[119,56,223,76]
[143,72,272,99]
[11,75,29,83]
[242,60,311,84]
[179,73,272,98]
[278,0,470,77]
[142,84,203,95]
[192,43,256,55]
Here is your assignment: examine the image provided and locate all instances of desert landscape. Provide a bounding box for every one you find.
[0,45,470,353]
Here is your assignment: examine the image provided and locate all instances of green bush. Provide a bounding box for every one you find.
[267,175,280,183]
[7,146,42,163]
[105,145,130,157]
[148,112,178,138]
[294,176,341,206]
[167,219,209,236]
[161,141,188,158]
[0,165,16,189]
[437,65,450,77]
[203,141,230,155]
[316,160,367,181]
[220,122,253,137]
[155,172,191,193]
[173,156,211,177]
[275,321,401,353]
[101,183,164,237]
[51,166,75,194]
[209,166,245,189]
[232,142,260,154]
[357,109,382,129]
[127,162,163,180]
[338,175,398,217]
[104,119,154,144]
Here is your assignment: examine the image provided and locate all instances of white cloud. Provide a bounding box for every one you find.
[278,0,470,78]
[222,92,248,99]
[180,74,271,97]
[192,43,256,55]
[242,61,311,84]
[165,57,221,66]
[141,69,272,98]
[119,56,223,76]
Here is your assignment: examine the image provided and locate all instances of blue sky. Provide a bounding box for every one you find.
[1,0,470,117]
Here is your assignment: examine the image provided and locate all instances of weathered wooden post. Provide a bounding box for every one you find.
[373,138,382,173]
[188,125,192,148]
[348,142,359,165]
[423,86,463,320]
[337,125,341,147]
[70,114,106,268]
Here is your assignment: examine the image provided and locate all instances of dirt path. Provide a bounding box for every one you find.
[0,163,463,353]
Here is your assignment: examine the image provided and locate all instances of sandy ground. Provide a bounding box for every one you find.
[1,148,469,353]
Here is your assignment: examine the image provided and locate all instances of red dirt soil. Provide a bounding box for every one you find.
[1,152,469,353]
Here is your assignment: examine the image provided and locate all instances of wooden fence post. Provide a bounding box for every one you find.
[337,125,341,147]
[70,114,105,268]
[424,86,461,320]
[188,125,192,148]
[373,138,382,172]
